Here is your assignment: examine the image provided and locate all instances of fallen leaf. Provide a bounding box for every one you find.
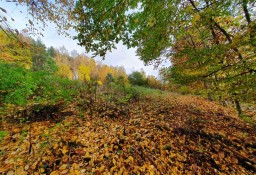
[59,164,68,170]
[62,146,69,154]
[50,170,59,175]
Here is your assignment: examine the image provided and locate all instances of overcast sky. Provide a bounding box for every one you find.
[0,2,170,77]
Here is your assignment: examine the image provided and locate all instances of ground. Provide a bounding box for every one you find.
[0,94,256,175]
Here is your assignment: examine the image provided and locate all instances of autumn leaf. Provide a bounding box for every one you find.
[50,170,59,175]
[61,146,69,154]
[59,164,68,170]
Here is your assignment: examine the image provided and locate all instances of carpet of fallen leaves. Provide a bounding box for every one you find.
[1,94,256,175]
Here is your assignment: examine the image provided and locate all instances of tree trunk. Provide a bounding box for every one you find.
[234,99,242,117]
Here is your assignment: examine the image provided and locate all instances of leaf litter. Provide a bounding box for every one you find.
[0,94,256,174]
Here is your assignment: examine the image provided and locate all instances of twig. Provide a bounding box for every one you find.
[28,125,34,155]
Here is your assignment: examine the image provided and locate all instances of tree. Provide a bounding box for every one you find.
[117,75,127,93]
[29,38,58,73]
[53,47,74,78]
[57,63,73,79]
[47,46,57,58]
[78,64,90,82]
[98,65,113,82]
[128,71,146,86]
[112,66,127,79]
[105,73,115,85]
[166,1,256,115]
[147,75,162,89]
[73,0,180,61]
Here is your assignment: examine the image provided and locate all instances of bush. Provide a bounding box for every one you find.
[32,72,80,103]
[0,62,80,107]
[125,86,140,99]
[0,62,36,105]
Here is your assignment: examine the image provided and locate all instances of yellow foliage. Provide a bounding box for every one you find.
[78,64,90,81]
[50,170,59,175]
[192,13,200,24]
[97,80,103,86]
[0,30,32,68]
[57,63,73,79]
[98,65,113,82]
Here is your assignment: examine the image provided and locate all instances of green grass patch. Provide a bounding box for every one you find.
[0,131,8,140]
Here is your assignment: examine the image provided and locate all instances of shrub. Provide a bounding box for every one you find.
[0,62,80,107]
[32,72,80,104]
[0,62,36,105]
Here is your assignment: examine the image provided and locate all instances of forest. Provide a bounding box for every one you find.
[0,0,256,174]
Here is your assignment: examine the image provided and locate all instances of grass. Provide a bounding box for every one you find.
[130,85,166,97]
[0,131,8,141]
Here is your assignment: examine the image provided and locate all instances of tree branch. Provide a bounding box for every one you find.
[242,0,251,25]
[202,64,232,78]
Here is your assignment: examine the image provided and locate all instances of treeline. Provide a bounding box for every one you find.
[0,30,164,108]
[0,29,164,87]
[0,30,127,83]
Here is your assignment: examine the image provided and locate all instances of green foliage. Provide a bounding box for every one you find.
[179,86,194,95]
[0,131,8,141]
[105,73,115,85]
[240,115,256,126]
[0,62,79,106]
[47,46,57,58]
[128,71,147,86]
[42,56,58,74]
[0,62,36,105]
[125,86,140,99]
[32,72,79,104]
[116,75,127,93]
[31,38,58,73]
[73,0,175,63]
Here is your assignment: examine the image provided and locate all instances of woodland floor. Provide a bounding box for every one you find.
[0,94,256,175]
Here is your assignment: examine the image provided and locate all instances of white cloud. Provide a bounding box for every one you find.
[1,1,169,77]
